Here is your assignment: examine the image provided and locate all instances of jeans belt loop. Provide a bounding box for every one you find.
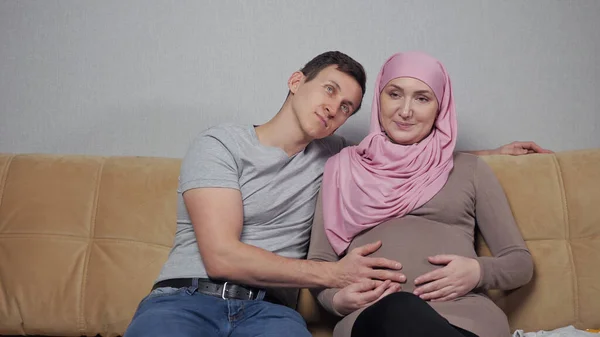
[186,278,199,295]
[255,289,266,301]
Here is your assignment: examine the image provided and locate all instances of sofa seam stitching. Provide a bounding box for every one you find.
[0,233,174,248]
[0,154,16,212]
[553,155,579,326]
[77,157,106,335]
[0,155,20,333]
[0,152,25,335]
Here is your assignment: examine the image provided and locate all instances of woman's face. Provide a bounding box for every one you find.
[379,77,439,145]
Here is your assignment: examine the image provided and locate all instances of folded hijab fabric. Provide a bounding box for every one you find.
[322,51,457,255]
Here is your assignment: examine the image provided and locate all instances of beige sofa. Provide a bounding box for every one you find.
[0,149,599,336]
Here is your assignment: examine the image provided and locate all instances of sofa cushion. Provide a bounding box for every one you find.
[0,154,179,336]
[477,150,600,332]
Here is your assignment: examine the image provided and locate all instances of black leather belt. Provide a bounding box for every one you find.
[152,278,280,304]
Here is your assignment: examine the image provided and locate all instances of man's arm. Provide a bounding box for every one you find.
[186,187,404,289]
[465,141,553,156]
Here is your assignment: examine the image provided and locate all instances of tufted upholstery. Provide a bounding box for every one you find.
[0,154,180,336]
[0,149,599,336]
[478,151,600,331]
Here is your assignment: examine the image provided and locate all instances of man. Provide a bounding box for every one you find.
[125,51,549,337]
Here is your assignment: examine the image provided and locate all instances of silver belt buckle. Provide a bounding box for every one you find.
[221,282,229,300]
[221,281,260,300]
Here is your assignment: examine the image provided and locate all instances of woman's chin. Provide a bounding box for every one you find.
[387,133,418,145]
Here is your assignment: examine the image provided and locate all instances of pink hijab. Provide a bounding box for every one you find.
[322,51,457,255]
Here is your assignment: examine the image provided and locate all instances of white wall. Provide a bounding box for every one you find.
[1,0,598,158]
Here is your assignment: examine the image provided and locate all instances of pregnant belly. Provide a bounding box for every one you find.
[347,215,477,293]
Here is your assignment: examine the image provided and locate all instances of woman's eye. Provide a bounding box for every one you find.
[326,86,334,94]
[417,96,429,102]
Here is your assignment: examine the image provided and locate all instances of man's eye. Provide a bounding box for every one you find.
[341,105,350,114]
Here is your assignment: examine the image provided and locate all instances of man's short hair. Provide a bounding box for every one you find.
[300,51,367,114]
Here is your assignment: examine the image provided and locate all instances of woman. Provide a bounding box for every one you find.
[307,51,534,337]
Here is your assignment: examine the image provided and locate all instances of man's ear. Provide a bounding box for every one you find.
[288,71,305,94]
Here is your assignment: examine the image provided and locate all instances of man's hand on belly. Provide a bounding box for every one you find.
[332,280,402,316]
[335,240,406,287]
[412,254,481,302]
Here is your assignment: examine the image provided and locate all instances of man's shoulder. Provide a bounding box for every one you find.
[192,123,255,149]
[200,123,251,139]
[183,124,253,160]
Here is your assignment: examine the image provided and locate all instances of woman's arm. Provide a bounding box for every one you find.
[473,157,534,290]
[307,191,345,315]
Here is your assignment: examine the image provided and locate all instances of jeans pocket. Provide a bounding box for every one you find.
[140,286,183,304]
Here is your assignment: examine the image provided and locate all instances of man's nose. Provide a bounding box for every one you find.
[324,102,337,118]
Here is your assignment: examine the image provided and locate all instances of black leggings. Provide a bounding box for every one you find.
[351,292,478,337]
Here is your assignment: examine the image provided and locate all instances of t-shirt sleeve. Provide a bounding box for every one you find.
[179,129,240,193]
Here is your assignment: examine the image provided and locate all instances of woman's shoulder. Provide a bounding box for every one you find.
[452,152,482,173]
[451,152,502,191]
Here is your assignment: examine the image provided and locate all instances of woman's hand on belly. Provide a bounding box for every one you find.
[332,280,402,316]
[412,254,480,302]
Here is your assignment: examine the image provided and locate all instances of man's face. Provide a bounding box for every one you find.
[288,65,363,140]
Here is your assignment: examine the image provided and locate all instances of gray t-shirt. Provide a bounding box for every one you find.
[156,124,347,305]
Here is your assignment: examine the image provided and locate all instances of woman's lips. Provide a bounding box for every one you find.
[395,121,414,130]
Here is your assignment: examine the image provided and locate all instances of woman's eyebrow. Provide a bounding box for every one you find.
[414,90,433,95]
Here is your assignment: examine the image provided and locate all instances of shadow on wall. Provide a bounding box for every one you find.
[336,123,369,146]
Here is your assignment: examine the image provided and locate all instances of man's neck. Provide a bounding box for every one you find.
[255,106,313,157]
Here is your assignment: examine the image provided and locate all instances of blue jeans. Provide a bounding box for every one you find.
[124,285,311,337]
